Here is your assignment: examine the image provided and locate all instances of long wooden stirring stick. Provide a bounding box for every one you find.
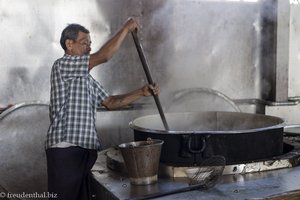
[131,30,169,130]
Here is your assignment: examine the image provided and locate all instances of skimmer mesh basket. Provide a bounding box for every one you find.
[184,155,226,190]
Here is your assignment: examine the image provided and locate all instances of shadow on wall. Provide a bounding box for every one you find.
[0,66,50,104]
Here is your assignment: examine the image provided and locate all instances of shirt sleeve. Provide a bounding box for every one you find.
[95,81,110,103]
[87,75,109,107]
[60,54,89,81]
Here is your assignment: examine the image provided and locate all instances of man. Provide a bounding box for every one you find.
[45,18,159,200]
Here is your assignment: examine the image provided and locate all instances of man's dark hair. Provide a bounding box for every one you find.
[60,24,90,51]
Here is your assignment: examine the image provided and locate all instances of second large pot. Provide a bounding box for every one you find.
[130,111,285,165]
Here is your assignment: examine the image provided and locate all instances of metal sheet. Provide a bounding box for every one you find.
[92,149,300,200]
[0,0,264,104]
[289,3,300,97]
[0,102,49,194]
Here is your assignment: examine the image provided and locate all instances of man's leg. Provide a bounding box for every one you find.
[46,146,97,200]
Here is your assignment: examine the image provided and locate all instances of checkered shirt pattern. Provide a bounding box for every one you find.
[46,54,109,150]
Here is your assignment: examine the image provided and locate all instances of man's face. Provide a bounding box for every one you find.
[66,31,91,56]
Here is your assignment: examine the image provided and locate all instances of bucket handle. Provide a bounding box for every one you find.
[128,144,135,149]
[146,137,154,145]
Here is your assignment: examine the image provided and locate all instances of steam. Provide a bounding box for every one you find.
[145,0,264,112]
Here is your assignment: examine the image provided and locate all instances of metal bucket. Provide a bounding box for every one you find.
[118,139,164,185]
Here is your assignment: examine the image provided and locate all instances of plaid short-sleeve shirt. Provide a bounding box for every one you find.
[46,54,109,150]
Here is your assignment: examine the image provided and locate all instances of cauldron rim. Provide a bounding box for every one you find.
[129,111,285,134]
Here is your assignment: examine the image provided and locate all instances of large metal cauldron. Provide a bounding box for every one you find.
[130,111,285,165]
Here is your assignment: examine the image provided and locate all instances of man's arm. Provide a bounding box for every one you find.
[89,18,138,70]
[101,84,159,110]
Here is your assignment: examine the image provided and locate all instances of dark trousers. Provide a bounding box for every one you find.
[46,146,97,200]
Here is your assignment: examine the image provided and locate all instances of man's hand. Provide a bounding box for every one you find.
[123,18,139,32]
[142,83,160,97]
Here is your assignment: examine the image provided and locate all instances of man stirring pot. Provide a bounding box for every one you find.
[45,18,159,200]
